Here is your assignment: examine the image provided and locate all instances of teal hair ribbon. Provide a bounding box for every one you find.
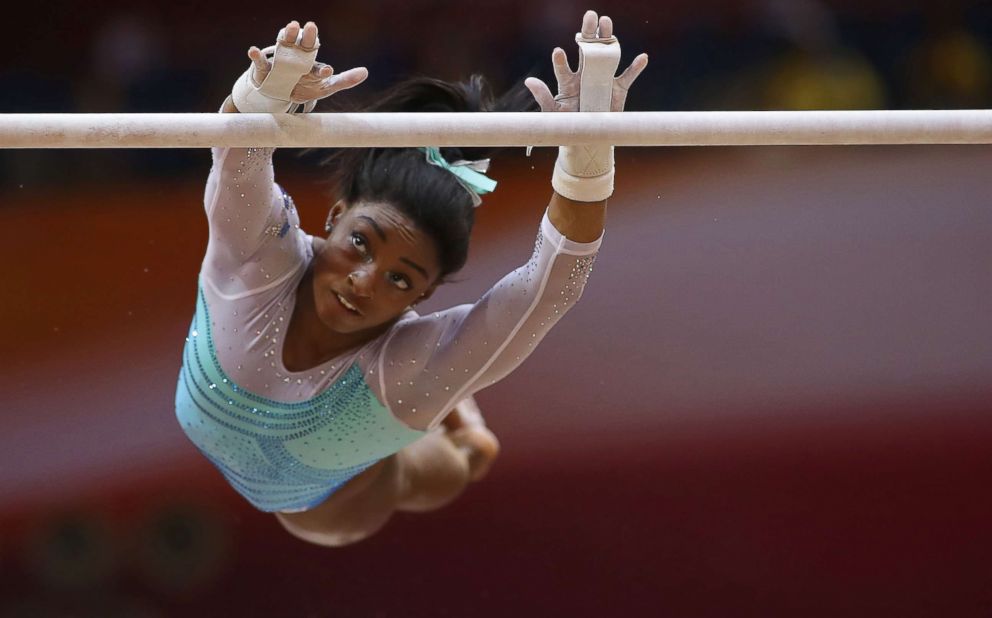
[419,146,496,207]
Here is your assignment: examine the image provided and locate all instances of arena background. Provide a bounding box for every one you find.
[1,0,991,616]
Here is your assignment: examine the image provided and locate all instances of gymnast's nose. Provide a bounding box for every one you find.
[347,270,373,298]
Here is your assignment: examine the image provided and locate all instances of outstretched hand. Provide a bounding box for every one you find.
[246,20,368,105]
[525,10,648,113]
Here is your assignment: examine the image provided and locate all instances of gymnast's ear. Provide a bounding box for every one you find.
[325,200,349,233]
[414,285,437,305]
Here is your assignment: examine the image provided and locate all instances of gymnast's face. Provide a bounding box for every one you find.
[311,201,440,334]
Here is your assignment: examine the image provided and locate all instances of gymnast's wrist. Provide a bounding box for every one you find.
[551,144,615,202]
[220,95,240,113]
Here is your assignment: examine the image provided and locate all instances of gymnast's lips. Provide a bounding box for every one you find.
[332,290,363,315]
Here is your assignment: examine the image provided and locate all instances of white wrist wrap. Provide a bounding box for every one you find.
[231,29,320,113]
[552,33,621,202]
[552,145,615,201]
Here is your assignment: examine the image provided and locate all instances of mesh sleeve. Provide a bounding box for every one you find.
[374,210,601,430]
[200,147,307,297]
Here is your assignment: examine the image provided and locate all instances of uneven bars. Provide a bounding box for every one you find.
[0,111,991,148]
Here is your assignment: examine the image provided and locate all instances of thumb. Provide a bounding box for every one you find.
[247,47,269,82]
[525,77,556,112]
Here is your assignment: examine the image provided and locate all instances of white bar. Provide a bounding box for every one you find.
[0,111,991,148]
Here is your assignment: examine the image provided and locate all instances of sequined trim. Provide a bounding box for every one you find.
[176,286,426,512]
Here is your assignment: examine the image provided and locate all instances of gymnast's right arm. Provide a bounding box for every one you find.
[202,21,367,279]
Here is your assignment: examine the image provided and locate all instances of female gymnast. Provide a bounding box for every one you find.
[175,10,647,547]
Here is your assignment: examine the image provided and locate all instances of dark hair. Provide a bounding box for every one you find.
[322,75,537,280]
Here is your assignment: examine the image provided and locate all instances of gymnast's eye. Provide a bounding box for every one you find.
[350,232,369,256]
[389,272,411,291]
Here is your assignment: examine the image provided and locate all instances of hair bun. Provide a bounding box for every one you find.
[367,75,506,113]
[364,75,536,161]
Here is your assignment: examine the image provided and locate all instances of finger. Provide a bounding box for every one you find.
[581,10,598,38]
[247,47,269,79]
[616,52,649,90]
[282,21,300,45]
[320,67,369,94]
[524,77,556,112]
[600,15,613,38]
[247,47,266,69]
[550,47,575,84]
[299,21,318,50]
[310,62,334,77]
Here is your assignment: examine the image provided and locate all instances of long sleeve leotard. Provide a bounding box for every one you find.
[175,146,601,512]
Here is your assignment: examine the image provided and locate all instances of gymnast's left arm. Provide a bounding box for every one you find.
[524,10,648,243]
[373,11,648,431]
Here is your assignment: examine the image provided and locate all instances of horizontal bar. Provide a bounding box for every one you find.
[1,111,991,149]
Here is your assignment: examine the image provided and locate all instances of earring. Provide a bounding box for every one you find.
[324,221,333,234]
